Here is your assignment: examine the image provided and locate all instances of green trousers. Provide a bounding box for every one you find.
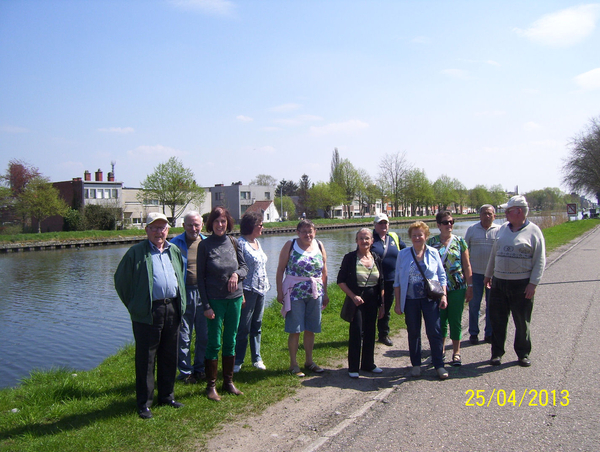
[440,288,466,341]
[205,296,243,360]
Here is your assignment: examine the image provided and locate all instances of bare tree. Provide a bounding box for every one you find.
[378,152,412,217]
[562,116,600,203]
[250,174,277,186]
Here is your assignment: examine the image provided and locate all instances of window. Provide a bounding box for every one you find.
[264,192,271,200]
[112,189,118,199]
[215,192,223,201]
[84,189,89,199]
[105,189,111,198]
[89,189,96,198]
[240,191,251,200]
[96,189,103,199]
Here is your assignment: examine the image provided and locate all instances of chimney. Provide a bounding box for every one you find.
[108,172,114,182]
[84,170,91,181]
[72,177,82,182]
[95,169,103,182]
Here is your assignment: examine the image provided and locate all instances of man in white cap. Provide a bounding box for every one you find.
[371,213,406,346]
[114,212,187,419]
[484,196,545,367]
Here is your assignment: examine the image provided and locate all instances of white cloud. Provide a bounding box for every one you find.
[441,68,471,80]
[236,115,253,122]
[513,4,600,47]
[98,127,134,134]
[309,119,369,136]
[523,121,542,131]
[574,67,600,90]
[169,0,235,15]
[127,144,186,158]
[1,125,29,133]
[269,103,301,112]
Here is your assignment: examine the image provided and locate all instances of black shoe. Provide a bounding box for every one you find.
[518,357,531,367]
[469,335,479,345]
[179,373,197,384]
[138,407,153,419]
[379,336,393,346]
[194,371,206,381]
[158,400,184,408]
[484,336,492,343]
[490,357,501,366]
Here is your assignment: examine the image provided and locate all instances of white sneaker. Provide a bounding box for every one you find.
[370,367,383,374]
[437,367,449,380]
[253,361,266,370]
[233,364,241,373]
[410,366,421,377]
[348,372,359,378]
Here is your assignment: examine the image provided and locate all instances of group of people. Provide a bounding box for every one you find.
[114,194,545,418]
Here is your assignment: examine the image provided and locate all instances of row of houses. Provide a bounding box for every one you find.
[41,168,283,231]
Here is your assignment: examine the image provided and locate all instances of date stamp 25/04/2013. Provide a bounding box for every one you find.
[465,389,570,407]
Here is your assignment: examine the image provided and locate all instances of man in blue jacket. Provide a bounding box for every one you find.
[114,212,186,419]
[170,211,208,384]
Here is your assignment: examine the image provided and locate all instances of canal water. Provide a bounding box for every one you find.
[0,220,483,388]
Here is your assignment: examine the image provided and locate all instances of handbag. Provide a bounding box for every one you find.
[410,248,445,300]
[340,255,375,322]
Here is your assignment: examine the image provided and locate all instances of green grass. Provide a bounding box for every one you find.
[542,217,600,253]
[0,285,404,452]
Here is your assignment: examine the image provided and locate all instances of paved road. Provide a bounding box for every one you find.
[207,226,600,452]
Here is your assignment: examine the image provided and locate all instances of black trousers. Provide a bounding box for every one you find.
[348,286,379,372]
[377,280,395,339]
[489,278,533,360]
[132,299,180,410]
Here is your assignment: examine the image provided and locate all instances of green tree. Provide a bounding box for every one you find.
[405,169,434,216]
[525,187,567,211]
[330,151,361,218]
[275,195,296,220]
[469,185,491,210]
[140,157,206,225]
[489,184,508,210]
[562,116,600,203]
[276,179,299,197]
[15,176,68,233]
[306,181,345,218]
[432,174,456,212]
[452,179,468,213]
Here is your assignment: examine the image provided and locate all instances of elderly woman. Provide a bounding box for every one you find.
[427,211,473,366]
[394,221,449,380]
[337,228,385,378]
[276,219,329,377]
[234,211,270,373]
[197,207,248,401]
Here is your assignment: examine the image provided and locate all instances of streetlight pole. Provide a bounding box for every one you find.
[280,183,283,221]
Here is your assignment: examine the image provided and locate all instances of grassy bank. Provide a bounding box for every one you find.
[1,219,597,451]
[0,285,405,452]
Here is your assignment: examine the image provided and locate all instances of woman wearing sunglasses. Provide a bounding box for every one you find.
[427,211,473,366]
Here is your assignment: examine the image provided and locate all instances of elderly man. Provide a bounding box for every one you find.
[170,211,208,384]
[465,205,500,345]
[114,212,186,419]
[371,213,406,346]
[484,196,545,367]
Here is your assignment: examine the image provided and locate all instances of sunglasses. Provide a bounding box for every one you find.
[440,220,454,226]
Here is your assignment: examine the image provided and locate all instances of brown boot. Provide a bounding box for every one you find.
[222,355,243,395]
[205,359,221,401]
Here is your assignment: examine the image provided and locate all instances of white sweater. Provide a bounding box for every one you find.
[485,221,546,285]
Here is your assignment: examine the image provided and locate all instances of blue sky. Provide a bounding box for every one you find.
[1,0,599,195]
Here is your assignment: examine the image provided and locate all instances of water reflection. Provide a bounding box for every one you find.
[0,219,487,388]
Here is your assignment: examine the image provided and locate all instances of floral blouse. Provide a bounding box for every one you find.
[286,240,325,301]
[238,237,270,295]
[427,234,468,291]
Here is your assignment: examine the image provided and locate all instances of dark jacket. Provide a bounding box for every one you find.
[114,240,186,324]
[337,250,385,306]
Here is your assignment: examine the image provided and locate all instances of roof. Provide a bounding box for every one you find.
[245,200,273,213]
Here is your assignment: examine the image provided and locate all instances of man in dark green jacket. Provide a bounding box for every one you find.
[114,212,187,419]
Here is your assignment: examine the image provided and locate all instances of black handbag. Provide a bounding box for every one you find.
[410,248,445,300]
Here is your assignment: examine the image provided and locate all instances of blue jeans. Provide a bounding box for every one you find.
[469,273,492,337]
[178,287,208,376]
[235,290,265,366]
[404,297,444,369]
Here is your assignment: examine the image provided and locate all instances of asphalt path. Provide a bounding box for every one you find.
[207,226,600,452]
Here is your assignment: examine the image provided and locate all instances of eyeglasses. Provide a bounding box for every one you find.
[255,224,264,228]
[148,225,168,232]
[440,220,454,226]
